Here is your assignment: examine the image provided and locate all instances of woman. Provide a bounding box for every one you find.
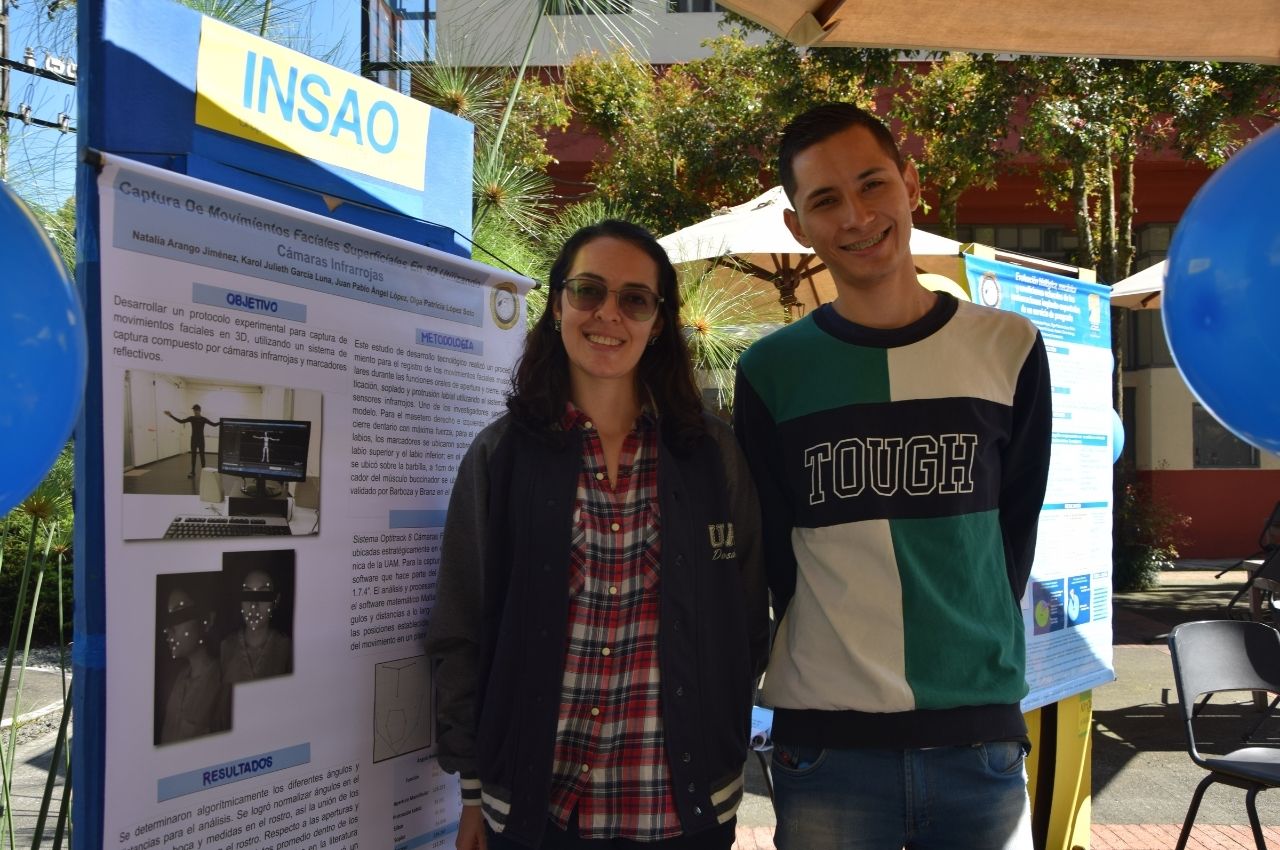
[426,220,769,850]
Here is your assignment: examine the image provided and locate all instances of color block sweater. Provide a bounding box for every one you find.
[733,294,1052,749]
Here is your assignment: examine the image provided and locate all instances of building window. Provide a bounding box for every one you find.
[1134,224,1173,269]
[953,224,1077,265]
[546,0,632,13]
[1125,309,1174,370]
[1193,403,1259,468]
[365,0,399,90]
[667,0,721,10]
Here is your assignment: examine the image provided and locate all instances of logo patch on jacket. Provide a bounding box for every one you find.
[708,522,736,560]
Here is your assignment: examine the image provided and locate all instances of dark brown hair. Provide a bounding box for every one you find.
[508,219,705,448]
[778,102,905,204]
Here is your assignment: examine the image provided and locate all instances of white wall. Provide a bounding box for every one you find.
[1125,366,1190,470]
[291,390,324,479]
[435,1,762,66]
[1124,365,1280,471]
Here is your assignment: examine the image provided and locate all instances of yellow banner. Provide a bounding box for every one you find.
[195,18,428,191]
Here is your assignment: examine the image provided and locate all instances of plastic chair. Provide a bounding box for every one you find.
[1221,501,1280,617]
[749,704,775,803]
[1168,619,1280,849]
[1244,550,1280,627]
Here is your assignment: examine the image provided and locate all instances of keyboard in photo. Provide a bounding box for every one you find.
[163,515,293,539]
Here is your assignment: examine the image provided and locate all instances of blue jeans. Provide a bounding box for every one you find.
[771,742,1032,850]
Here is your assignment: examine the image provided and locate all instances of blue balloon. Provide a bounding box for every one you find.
[1163,124,1280,456]
[1111,408,1125,464]
[0,181,87,514]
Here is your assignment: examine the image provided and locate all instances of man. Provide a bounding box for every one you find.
[220,568,292,684]
[733,103,1052,849]
[164,404,220,478]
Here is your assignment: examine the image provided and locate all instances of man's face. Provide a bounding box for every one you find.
[240,570,277,631]
[783,124,921,292]
[164,589,201,660]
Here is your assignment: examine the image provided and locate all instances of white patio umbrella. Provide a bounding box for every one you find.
[658,185,966,316]
[1111,260,1165,309]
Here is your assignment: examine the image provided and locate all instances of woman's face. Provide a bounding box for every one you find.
[240,570,277,632]
[553,236,664,391]
[164,589,201,660]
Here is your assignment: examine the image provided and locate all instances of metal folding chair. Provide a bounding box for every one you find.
[1169,619,1280,849]
[1221,501,1280,618]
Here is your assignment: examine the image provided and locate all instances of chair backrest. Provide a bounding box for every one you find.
[1169,619,1280,760]
[1262,501,1280,551]
[1254,547,1280,587]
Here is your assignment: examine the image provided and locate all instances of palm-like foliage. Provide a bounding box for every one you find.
[678,267,783,410]
[473,151,556,234]
[1,445,73,848]
[174,0,347,63]
[412,61,506,131]
[428,0,657,253]
[178,0,284,32]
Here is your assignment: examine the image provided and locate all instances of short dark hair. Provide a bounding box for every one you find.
[192,404,201,411]
[508,219,705,448]
[778,103,904,204]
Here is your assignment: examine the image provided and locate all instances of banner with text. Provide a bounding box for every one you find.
[966,255,1115,710]
[98,157,530,850]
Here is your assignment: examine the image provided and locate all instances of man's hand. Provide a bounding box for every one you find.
[456,805,488,850]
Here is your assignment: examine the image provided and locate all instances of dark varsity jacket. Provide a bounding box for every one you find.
[425,412,769,848]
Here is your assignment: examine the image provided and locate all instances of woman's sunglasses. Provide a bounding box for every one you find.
[563,278,664,322]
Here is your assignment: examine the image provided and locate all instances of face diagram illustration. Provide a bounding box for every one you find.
[373,656,433,762]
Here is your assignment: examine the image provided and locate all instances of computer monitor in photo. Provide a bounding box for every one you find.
[218,418,312,499]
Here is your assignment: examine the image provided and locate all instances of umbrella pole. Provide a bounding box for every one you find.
[773,255,802,320]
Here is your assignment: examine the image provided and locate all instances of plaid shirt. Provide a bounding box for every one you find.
[547,405,679,840]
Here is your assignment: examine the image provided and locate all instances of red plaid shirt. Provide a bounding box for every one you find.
[547,405,679,840]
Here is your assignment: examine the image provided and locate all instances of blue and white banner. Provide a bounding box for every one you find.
[966,255,1116,710]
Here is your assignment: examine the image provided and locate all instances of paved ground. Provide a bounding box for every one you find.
[2,666,69,847]
[1066,566,1280,850]
[7,564,1280,849]
[2,667,68,729]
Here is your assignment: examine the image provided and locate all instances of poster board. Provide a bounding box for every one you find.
[963,255,1117,710]
[74,2,530,847]
[94,156,529,850]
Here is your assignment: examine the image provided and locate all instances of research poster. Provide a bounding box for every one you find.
[98,157,531,850]
[965,255,1116,710]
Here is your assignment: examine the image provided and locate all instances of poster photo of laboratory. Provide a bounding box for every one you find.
[121,370,322,541]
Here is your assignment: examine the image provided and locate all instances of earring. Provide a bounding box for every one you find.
[647,336,659,347]
[553,319,562,332]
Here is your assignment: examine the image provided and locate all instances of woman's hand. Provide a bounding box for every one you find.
[456,805,488,850]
